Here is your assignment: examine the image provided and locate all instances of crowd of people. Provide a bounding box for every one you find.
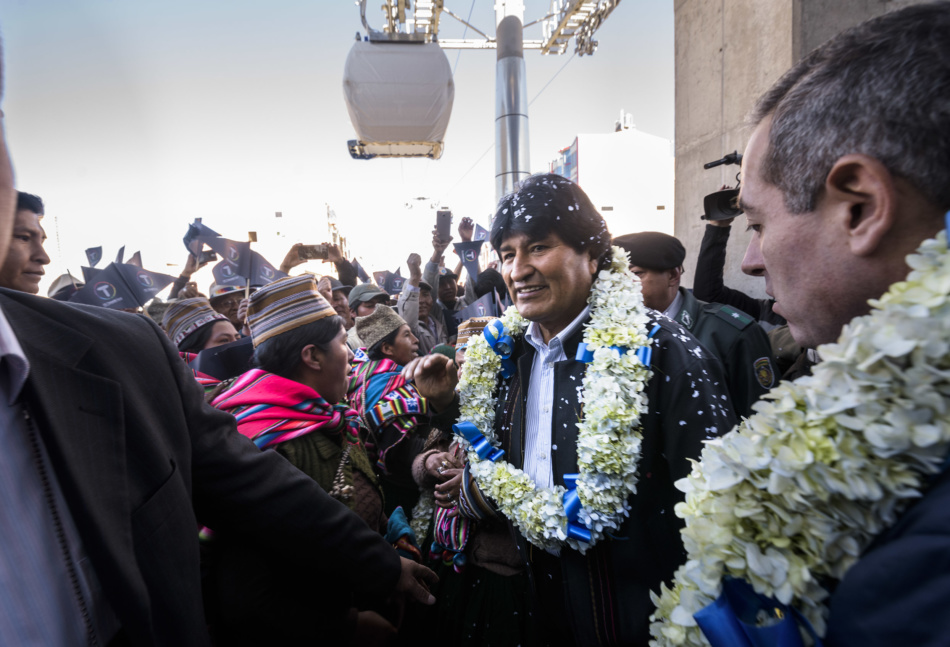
[2,3,950,646]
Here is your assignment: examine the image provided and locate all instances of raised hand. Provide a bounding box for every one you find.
[401,353,458,411]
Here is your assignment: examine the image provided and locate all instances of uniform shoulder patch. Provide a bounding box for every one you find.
[754,356,775,389]
[714,305,753,330]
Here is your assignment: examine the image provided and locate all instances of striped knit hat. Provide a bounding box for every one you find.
[162,297,229,346]
[246,275,337,347]
[456,316,494,349]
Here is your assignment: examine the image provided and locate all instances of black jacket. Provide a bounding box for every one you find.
[0,289,400,646]
[453,312,738,646]
[693,224,786,327]
[826,467,950,646]
[668,287,777,418]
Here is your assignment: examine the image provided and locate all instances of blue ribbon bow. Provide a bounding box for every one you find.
[574,324,662,366]
[454,421,505,462]
[483,318,516,378]
[561,473,592,542]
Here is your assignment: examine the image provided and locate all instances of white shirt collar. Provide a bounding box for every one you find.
[525,305,590,353]
[662,290,684,321]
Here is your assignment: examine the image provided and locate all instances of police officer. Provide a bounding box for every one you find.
[614,231,777,418]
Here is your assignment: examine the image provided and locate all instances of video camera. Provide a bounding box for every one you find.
[701,151,743,221]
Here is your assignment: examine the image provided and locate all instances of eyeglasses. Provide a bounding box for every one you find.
[213,296,242,309]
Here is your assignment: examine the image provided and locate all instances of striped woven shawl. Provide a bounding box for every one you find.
[347,357,429,473]
[211,368,361,449]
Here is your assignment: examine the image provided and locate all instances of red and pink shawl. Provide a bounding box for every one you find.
[211,368,361,449]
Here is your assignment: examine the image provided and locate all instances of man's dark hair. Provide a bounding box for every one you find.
[474,268,508,299]
[16,191,44,216]
[253,315,343,379]
[366,326,401,361]
[752,2,950,214]
[490,173,611,273]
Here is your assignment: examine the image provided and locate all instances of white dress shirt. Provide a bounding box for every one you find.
[661,289,684,321]
[522,306,590,490]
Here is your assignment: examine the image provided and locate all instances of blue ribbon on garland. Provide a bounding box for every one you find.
[693,577,823,647]
[575,323,661,365]
[454,421,505,462]
[561,473,592,542]
[483,318,516,378]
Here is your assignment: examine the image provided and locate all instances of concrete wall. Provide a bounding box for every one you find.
[674,0,924,300]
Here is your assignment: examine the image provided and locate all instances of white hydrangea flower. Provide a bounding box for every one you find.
[650,231,950,646]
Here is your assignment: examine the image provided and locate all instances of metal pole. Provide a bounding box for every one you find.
[494,1,530,205]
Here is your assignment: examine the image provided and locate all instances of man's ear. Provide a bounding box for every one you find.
[299,344,322,372]
[823,154,896,257]
[588,252,599,277]
[668,267,683,287]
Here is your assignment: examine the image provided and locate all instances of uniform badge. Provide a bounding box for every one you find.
[679,310,692,328]
[754,357,775,389]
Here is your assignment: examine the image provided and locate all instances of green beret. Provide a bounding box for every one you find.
[613,232,686,271]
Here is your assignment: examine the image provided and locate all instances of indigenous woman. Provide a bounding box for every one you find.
[347,304,455,516]
[162,297,241,392]
[207,275,394,647]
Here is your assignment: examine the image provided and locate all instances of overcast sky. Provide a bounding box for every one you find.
[0,1,673,294]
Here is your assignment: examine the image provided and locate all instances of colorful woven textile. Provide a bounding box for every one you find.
[211,368,361,448]
[347,357,429,473]
[163,297,228,346]
[246,275,336,347]
[179,351,222,394]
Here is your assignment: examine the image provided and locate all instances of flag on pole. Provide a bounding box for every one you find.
[85,246,102,268]
[453,240,484,281]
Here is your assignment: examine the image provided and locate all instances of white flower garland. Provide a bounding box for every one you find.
[649,230,950,646]
[455,246,654,552]
[410,490,435,543]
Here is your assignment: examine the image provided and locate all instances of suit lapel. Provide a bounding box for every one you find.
[508,338,535,469]
[0,293,153,634]
[551,321,588,485]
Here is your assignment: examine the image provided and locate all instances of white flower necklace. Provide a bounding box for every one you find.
[410,490,435,542]
[649,229,950,646]
[455,246,655,552]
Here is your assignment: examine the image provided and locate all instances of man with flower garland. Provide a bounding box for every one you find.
[726,5,950,645]
[402,173,737,646]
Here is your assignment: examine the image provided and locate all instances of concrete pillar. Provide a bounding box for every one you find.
[674,0,924,299]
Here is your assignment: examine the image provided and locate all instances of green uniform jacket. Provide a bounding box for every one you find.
[670,287,777,418]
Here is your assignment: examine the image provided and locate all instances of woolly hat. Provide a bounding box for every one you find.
[162,297,229,346]
[612,232,686,271]
[456,316,494,349]
[355,304,407,351]
[430,344,456,360]
[246,275,337,347]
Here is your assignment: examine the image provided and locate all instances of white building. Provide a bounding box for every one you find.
[550,111,674,236]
